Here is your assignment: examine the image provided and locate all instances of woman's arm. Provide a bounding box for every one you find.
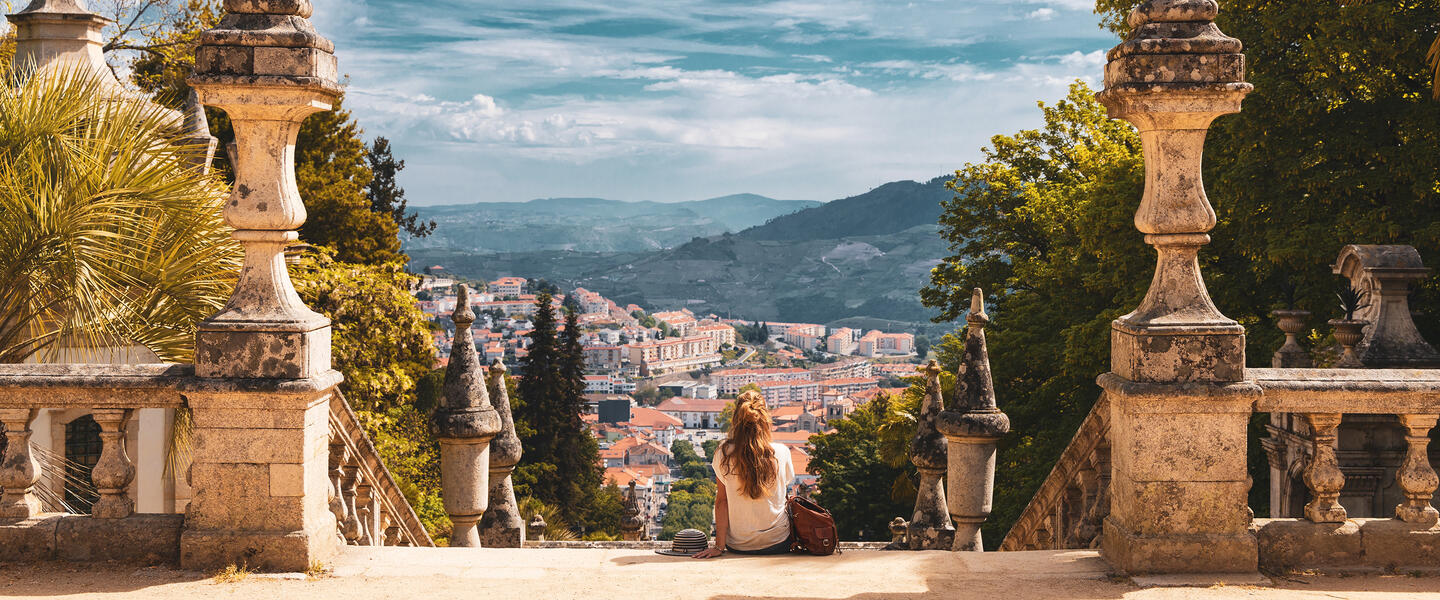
[694,478,727,559]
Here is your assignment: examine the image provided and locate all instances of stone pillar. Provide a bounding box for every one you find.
[1394,414,1439,525]
[1333,245,1440,368]
[433,286,501,547]
[907,361,954,550]
[479,359,524,547]
[179,0,344,572]
[90,409,135,519]
[1096,0,1259,575]
[937,289,1010,551]
[0,409,40,520]
[620,481,643,542]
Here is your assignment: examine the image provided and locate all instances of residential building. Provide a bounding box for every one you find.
[693,323,737,347]
[825,328,858,355]
[810,359,873,381]
[755,379,820,406]
[711,367,811,395]
[626,335,721,374]
[817,377,879,396]
[489,277,526,296]
[582,344,624,371]
[785,327,823,352]
[584,375,614,394]
[656,397,730,429]
[858,331,915,357]
[651,310,697,336]
[570,287,609,315]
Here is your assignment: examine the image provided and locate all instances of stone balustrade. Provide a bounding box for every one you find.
[1000,394,1110,552]
[328,393,434,548]
[0,366,432,562]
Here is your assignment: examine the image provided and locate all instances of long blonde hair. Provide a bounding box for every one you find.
[720,391,777,499]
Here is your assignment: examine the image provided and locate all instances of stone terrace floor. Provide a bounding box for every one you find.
[3,548,1440,599]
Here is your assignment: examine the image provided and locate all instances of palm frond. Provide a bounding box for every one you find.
[0,62,239,364]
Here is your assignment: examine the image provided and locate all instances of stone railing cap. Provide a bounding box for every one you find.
[224,0,312,17]
[1127,0,1217,29]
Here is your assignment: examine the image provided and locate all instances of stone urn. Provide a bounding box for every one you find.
[1329,319,1367,368]
[1271,309,1312,368]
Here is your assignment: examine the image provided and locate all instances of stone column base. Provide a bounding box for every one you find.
[1103,518,1256,575]
[481,526,524,548]
[181,527,331,572]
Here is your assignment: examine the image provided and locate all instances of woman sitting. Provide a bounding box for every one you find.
[693,391,795,558]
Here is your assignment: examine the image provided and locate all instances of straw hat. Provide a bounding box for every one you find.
[655,529,710,556]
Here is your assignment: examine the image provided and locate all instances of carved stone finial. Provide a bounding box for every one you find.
[621,481,644,541]
[907,360,955,550]
[1098,0,1252,384]
[967,289,988,325]
[937,287,1009,551]
[433,284,501,547]
[479,356,525,547]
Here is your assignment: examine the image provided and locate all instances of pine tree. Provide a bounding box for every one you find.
[366,136,435,238]
[516,294,608,531]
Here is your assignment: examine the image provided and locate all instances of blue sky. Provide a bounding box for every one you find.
[306,0,1115,205]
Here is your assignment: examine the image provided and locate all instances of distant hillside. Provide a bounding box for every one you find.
[407,194,820,253]
[408,175,959,335]
[739,177,952,242]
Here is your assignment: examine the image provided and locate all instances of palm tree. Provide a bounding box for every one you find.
[0,64,239,365]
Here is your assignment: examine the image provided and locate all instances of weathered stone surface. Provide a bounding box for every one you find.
[0,515,60,561]
[0,409,41,520]
[937,290,1008,551]
[1104,517,1257,575]
[479,360,524,547]
[1255,519,1362,572]
[907,361,953,550]
[55,514,183,564]
[434,287,501,547]
[1358,519,1440,570]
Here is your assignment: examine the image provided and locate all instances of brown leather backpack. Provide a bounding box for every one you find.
[786,496,839,556]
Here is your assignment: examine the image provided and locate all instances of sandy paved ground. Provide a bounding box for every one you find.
[2,548,1440,599]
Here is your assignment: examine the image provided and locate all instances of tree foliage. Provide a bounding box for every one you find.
[514,296,609,533]
[366,136,434,238]
[660,476,717,540]
[808,393,919,541]
[289,249,446,535]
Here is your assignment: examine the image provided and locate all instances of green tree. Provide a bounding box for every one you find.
[808,394,917,541]
[366,136,434,238]
[914,335,931,359]
[659,477,717,540]
[0,66,239,364]
[290,249,446,535]
[295,104,403,265]
[514,296,608,533]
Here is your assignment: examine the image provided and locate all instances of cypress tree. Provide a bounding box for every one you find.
[515,295,608,532]
[516,293,563,510]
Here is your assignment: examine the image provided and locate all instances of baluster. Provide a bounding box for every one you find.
[0,409,39,520]
[1063,484,1083,547]
[1302,413,1347,523]
[328,441,347,543]
[90,409,135,519]
[1034,517,1053,550]
[1395,414,1440,525]
[356,482,374,545]
[341,460,362,544]
[1074,467,1099,546]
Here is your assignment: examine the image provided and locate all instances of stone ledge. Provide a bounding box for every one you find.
[0,514,183,565]
[1256,518,1440,573]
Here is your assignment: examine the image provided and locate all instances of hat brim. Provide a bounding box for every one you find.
[655,549,704,556]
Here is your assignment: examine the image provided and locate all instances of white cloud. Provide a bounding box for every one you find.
[1028,8,1057,20]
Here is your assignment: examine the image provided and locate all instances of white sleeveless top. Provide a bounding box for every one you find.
[713,442,795,551]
